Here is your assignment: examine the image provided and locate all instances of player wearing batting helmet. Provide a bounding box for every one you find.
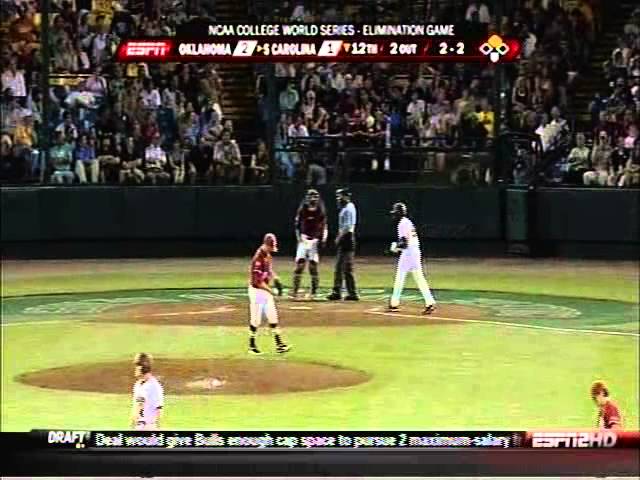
[291,189,328,300]
[247,233,290,354]
[388,202,436,314]
[131,353,164,430]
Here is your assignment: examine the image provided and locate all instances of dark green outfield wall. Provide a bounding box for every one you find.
[1,186,638,258]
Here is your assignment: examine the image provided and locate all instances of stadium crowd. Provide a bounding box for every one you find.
[0,0,638,187]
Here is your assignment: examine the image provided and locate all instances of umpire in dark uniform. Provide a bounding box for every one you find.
[327,188,359,301]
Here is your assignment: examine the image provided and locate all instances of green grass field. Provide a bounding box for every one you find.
[2,257,639,431]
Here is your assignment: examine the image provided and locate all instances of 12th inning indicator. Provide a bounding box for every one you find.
[349,42,378,55]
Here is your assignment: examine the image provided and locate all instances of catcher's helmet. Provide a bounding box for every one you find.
[390,202,408,217]
[263,232,279,252]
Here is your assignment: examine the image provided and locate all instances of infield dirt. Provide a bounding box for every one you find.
[95,300,483,326]
[16,358,372,395]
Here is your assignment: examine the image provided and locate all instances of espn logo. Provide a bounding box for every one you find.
[531,431,617,448]
[120,41,172,58]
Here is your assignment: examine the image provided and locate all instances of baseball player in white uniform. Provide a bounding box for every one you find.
[388,202,436,314]
[131,353,164,430]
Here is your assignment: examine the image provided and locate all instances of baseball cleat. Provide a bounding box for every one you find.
[305,292,316,301]
[276,344,291,354]
[387,305,400,312]
[423,304,436,315]
[248,347,263,355]
[326,293,342,301]
[344,295,360,301]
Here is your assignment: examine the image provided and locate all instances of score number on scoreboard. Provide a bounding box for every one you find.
[438,41,466,55]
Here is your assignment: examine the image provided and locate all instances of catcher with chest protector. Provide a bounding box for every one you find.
[291,189,328,300]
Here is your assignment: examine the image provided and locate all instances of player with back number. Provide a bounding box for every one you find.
[291,189,328,300]
[591,380,623,429]
[247,233,290,355]
[387,202,436,314]
[131,353,164,430]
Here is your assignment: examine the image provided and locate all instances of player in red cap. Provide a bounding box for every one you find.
[247,233,290,354]
[591,381,623,429]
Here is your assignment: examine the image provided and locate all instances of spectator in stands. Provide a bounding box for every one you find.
[406,90,425,135]
[624,124,639,150]
[309,103,329,135]
[144,133,171,184]
[97,135,121,183]
[275,112,294,180]
[465,1,491,24]
[141,78,162,110]
[183,138,209,184]
[584,131,613,186]
[287,114,309,171]
[49,131,74,184]
[247,138,270,184]
[119,136,145,184]
[300,89,316,122]
[12,111,36,166]
[167,140,186,184]
[84,67,108,99]
[619,142,640,187]
[475,98,494,139]
[55,111,79,143]
[1,55,26,98]
[280,80,300,113]
[565,132,591,184]
[74,133,99,184]
[213,129,243,184]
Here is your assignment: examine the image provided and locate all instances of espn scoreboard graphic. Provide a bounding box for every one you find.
[115,23,521,63]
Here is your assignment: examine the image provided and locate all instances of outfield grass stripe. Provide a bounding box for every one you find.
[1,319,87,327]
[367,310,640,337]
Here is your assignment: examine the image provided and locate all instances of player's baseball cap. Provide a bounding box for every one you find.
[390,202,407,216]
[263,233,278,252]
[336,188,351,197]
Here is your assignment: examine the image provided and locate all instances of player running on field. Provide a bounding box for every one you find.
[131,353,164,430]
[387,202,436,314]
[248,233,290,355]
[291,189,328,300]
[591,380,623,429]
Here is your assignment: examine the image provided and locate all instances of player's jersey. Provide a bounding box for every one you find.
[296,203,327,240]
[132,375,164,425]
[250,246,273,288]
[597,400,622,429]
[398,217,420,252]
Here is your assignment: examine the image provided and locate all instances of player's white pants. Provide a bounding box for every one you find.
[390,251,435,308]
[295,236,320,263]
[248,286,279,327]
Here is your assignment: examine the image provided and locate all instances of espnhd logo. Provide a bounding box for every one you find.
[531,431,617,448]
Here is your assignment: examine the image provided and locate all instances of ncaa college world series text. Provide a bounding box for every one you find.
[115,24,522,63]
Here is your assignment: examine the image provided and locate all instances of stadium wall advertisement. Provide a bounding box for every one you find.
[1,186,638,258]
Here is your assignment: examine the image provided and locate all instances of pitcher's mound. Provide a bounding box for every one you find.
[17,358,371,395]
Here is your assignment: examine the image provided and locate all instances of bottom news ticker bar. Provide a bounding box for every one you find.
[32,429,640,449]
